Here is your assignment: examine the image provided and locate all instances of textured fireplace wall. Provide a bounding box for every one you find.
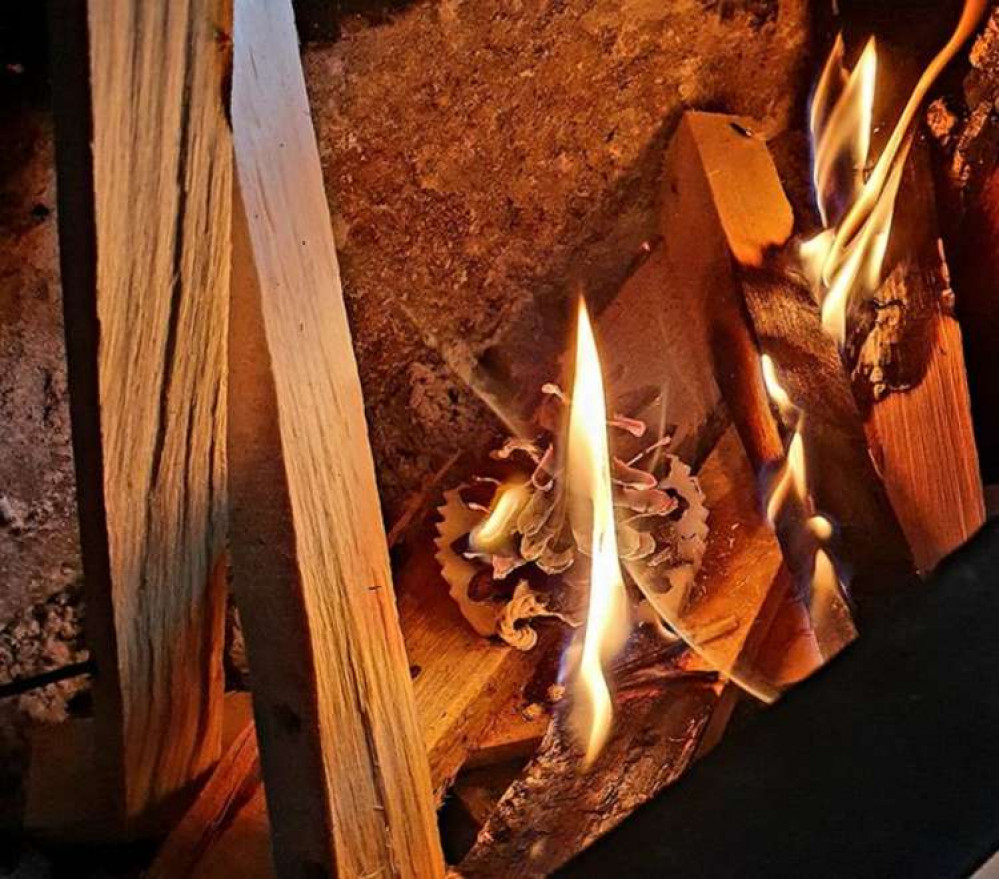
[302,0,814,521]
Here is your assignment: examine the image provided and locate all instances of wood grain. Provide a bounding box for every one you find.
[865,315,985,571]
[228,1,445,875]
[48,0,231,827]
[147,543,554,879]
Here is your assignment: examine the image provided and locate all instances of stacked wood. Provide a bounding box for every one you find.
[148,542,557,879]
[43,0,231,833]
[662,112,957,626]
[228,0,443,875]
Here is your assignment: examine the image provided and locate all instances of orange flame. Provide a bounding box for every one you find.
[803,0,986,346]
[566,300,629,767]
[760,355,844,654]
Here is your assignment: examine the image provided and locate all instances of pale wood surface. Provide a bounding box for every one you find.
[48,0,231,826]
[228,1,444,875]
[148,546,553,879]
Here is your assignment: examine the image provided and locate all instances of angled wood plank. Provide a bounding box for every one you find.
[148,546,554,879]
[228,1,444,876]
[48,0,231,828]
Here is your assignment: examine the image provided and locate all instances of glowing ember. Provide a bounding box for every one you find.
[803,0,987,346]
[566,300,629,767]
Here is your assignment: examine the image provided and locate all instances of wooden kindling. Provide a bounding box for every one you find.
[42,0,232,832]
[148,540,556,879]
[227,1,443,876]
[852,142,985,572]
[662,112,950,628]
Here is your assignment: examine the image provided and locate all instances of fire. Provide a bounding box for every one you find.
[566,300,629,767]
[469,481,530,555]
[803,0,986,346]
[760,355,844,654]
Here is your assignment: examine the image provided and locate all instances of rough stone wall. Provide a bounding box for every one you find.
[0,108,88,828]
[304,0,813,521]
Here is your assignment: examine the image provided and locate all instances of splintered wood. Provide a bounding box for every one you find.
[46,0,231,831]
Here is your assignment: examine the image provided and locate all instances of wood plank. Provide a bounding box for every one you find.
[148,544,554,879]
[865,315,985,571]
[848,141,984,573]
[47,0,231,829]
[458,428,786,878]
[228,1,444,876]
[597,112,791,470]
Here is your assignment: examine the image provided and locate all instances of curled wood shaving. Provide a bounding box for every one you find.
[436,388,709,651]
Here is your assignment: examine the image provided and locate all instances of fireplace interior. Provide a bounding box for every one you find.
[2,0,999,877]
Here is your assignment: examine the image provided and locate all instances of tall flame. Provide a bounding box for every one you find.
[803,0,986,346]
[566,300,629,767]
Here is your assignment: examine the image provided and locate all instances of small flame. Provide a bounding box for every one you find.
[761,355,808,526]
[760,356,845,655]
[566,300,629,767]
[803,0,986,346]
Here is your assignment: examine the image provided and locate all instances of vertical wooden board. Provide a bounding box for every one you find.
[866,315,985,571]
[229,1,444,877]
[48,0,231,825]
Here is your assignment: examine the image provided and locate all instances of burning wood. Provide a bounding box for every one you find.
[437,300,711,763]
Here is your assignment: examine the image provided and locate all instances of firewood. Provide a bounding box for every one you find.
[850,142,984,572]
[458,428,785,878]
[228,2,443,876]
[147,540,555,879]
[665,112,921,626]
[46,0,231,830]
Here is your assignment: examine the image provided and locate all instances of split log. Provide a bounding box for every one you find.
[46,0,231,830]
[597,113,791,470]
[666,112,919,626]
[228,1,443,876]
[459,427,786,878]
[148,542,555,879]
[849,142,984,572]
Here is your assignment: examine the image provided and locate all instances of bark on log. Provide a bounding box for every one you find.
[47,0,231,829]
[228,1,444,876]
[458,428,786,878]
